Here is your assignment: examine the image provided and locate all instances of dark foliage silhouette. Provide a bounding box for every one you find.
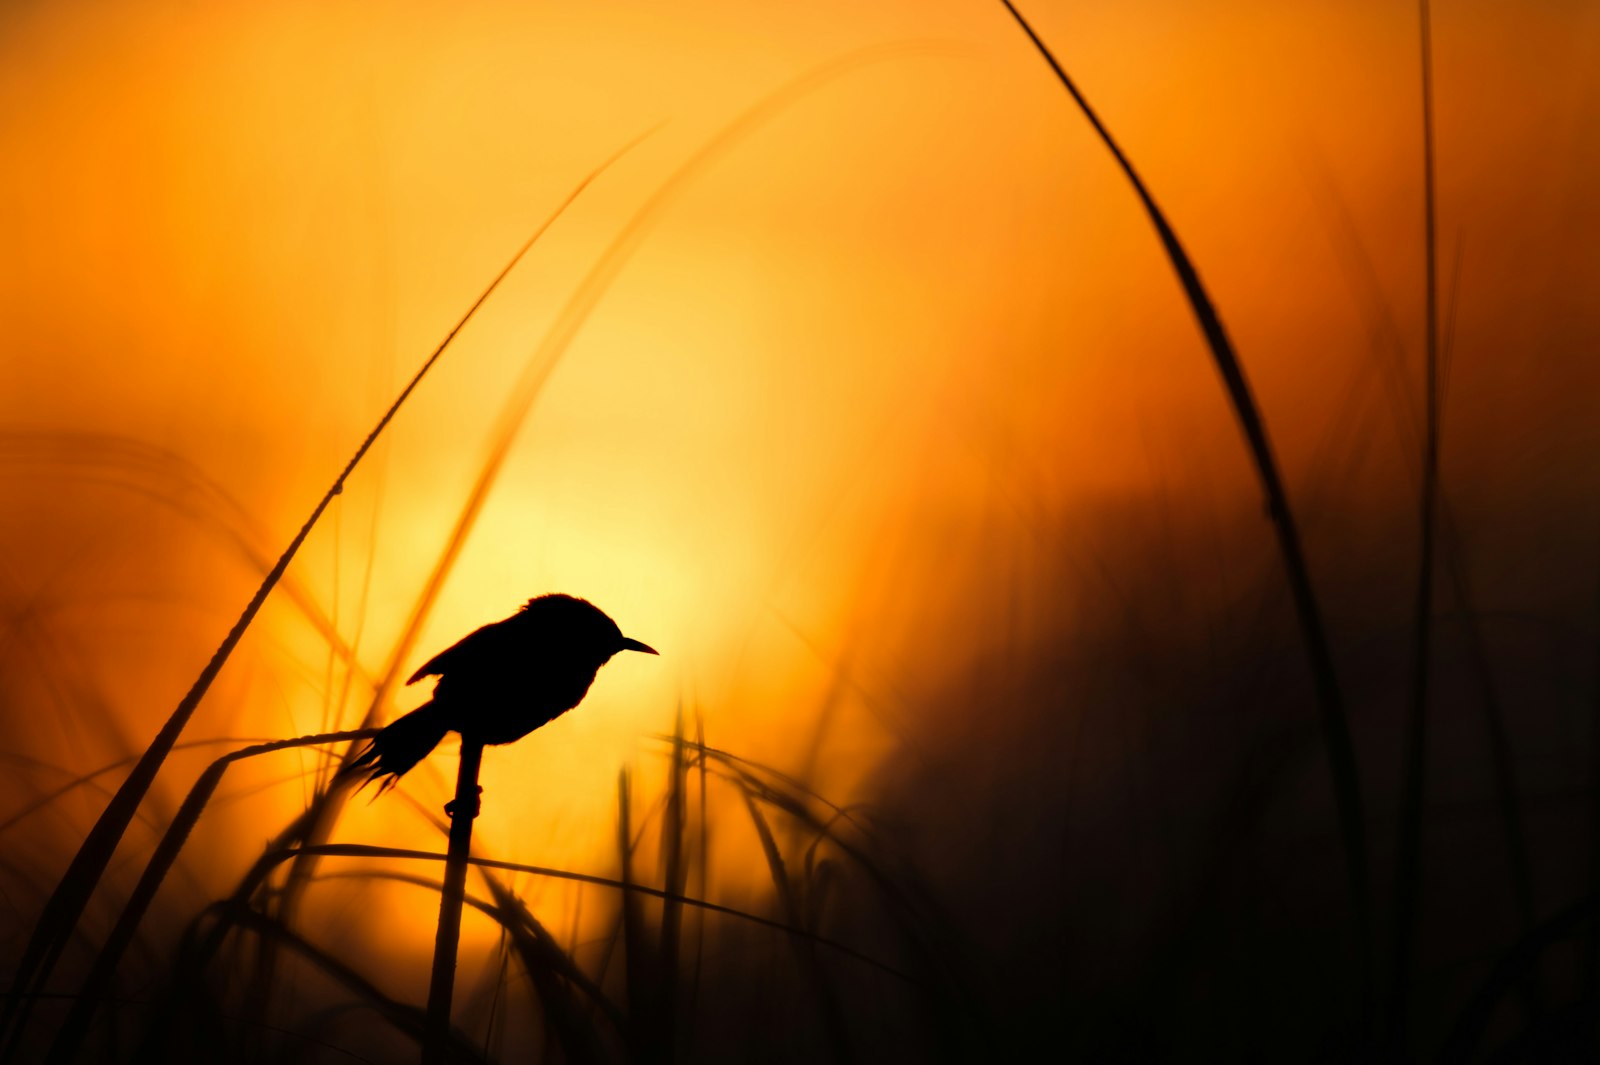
[344,594,657,793]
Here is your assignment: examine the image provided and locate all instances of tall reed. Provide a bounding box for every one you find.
[424,739,486,1065]
[994,0,1372,1021]
[1390,0,1442,1050]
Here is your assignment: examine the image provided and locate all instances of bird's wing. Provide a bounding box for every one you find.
[406,621,513,684]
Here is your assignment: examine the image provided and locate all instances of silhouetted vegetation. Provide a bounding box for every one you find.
[3,4,1598,1063]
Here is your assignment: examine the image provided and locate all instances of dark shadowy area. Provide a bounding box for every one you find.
[871,493,1600,1062]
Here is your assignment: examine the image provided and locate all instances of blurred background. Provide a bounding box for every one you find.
[2,0,1598,1060]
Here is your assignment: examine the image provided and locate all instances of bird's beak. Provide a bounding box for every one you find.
[618,636,659,655]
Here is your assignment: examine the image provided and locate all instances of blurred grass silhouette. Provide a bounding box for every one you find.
[3,4,1600,1063]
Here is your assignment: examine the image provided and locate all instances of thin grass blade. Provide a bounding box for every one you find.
[994,0,1372,1025]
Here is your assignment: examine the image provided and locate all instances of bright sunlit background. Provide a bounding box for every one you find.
[2,0,1598,1039]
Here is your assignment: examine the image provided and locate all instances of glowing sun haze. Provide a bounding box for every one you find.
[2,0,1598,974]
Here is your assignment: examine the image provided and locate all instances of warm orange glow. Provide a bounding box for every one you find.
[4,0,1599,1058]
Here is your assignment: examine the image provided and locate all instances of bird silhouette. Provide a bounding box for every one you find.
[345,594,656,794]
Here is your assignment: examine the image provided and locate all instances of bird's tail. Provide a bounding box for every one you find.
[340,701,450,795]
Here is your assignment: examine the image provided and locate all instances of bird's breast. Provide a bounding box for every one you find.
[440,661,601,746]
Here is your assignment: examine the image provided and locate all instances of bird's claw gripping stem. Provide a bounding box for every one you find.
[444,785,483,820]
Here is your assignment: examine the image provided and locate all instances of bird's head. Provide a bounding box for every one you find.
[521,593,658,664]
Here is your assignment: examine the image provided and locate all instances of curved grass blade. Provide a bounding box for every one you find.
[1305,167,1538,978]
[313,869,625,1061]
[994,0,1372,1023]
[205,902,490,1065]
[14,992,387,1064]
[1390,0,1445,1049]
[1440,893,1598,1064]
[0,135,646,1061]
[0,431,375,684]
[0,738,275,837]
[265,844,920,985]
[41,730,378,1065]
[739,784,856,1063]
[348,40,961,733]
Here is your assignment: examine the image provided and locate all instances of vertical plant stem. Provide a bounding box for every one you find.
[687,713,709,1054]
[424,738,484,1065]
[616,769,661,1064]
[656,708,688,1053]
[994,0,1373,1024]
[1391,0,1440,1049]
[1588,560,1600,1006]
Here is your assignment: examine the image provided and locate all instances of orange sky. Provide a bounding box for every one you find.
[2,0,1598,985]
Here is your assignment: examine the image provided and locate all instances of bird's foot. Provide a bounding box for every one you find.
[444,785,483,820]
